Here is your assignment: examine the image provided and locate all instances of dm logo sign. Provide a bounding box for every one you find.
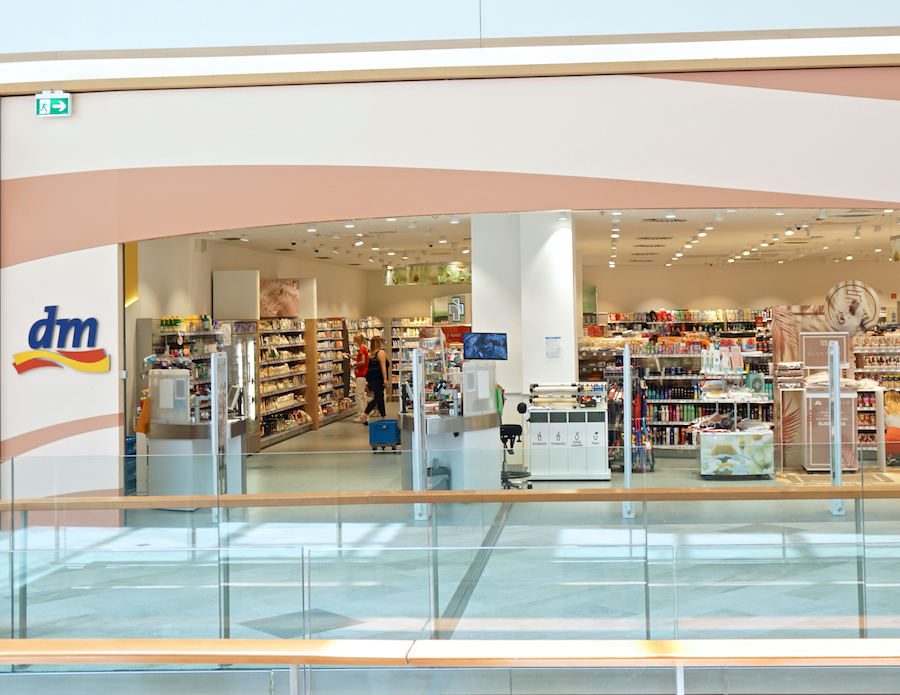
[12,306,110,374]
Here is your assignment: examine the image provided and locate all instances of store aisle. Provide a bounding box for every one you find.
[246,402,403,495]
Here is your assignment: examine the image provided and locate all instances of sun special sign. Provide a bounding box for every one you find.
[12,305,110,373]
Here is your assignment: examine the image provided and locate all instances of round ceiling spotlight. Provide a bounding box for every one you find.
[344,221,355,228]
[775,209,785,216]
[306,224,317,233]
[705,222,714,231]
[408,221,417,229]
[450,215,460,224]
[665,209,676,219]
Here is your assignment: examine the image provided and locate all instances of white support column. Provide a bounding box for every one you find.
[471,214,524,402]
[519,212,578,386]
[471,212,579,413]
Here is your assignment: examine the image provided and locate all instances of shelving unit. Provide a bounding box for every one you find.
[316,319,354,423]
[389,317,431,400]
[153,325,225,418]
[258,317,313,447]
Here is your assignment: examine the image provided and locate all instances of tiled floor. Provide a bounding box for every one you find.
[3,409,900,647]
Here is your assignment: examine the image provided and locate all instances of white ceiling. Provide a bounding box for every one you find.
[201,207,899,270]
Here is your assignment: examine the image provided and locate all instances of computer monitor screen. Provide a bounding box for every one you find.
[463,332,508,360]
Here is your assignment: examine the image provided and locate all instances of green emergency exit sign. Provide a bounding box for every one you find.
[35,90,71,117]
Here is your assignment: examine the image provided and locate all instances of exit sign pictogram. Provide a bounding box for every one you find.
[35,90,71,117]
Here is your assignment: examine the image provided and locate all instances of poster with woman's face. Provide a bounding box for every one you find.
[824,280,879,336]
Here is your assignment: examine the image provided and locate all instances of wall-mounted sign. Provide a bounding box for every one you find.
[824,280,879,335]
[12,305,110,373]
[35,90,71,117]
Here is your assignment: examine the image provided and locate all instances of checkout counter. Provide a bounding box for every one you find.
[146,368,247,500]
[399,359,505,491]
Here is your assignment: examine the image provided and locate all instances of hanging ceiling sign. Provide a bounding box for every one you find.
[35,90,71,117]
[385,263,471,286]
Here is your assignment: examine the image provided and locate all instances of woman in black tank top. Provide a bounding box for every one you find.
[361,335,388,423]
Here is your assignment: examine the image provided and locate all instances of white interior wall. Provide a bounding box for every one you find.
[585,260,899,312]
[298,260,367,318]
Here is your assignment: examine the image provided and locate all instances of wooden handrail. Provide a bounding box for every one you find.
[0,638,899,668]
[1,485,898,513]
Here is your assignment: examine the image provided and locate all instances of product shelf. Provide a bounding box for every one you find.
[259,357,304,366]
[259,342,305,349]
[259,384,306,398]
[318,410,355,426]
[855,367,900,373]
[260,422,312,444]
[260,328,303,334]
[260,402,307,417]
[259,371,305,383]
[854,347,900,353]
[858,407,877,412]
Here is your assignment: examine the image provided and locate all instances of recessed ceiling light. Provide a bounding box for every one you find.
[666,263,671,266]
[726,208,737,213]
[344,221,355,228]
[462,249,470,254]
[801,220,809,228]
[372,244,380,251]
[450,215,460,224]
[611,223,620,232]
[353,240,363,246]
[884,209,894,213]
[665,209,676,218]
[742,251,750,255]
[876,248,882,252]
[705,222,714,230]
[306,224,316,233]
[772,234,780,242]
[402,254,409,259]
[846,255,853,260]
[735,256,741,260]
[684,244,692,249]
[386,217,396,221]
[761,243,769,247]
[728,259,735,263]
[408,221,417,229]
[387,265,393,270]
[368,257,374,262]
[676,252,683,257]
[751,247,758,251]
[439,236,447,243]
[387,251,395,256]
[823,246,828,250]
[778,260,784,264]
[611,233,620,239]
[611,210,622,216]
[698,231,707,237]
[775,209,785,216]
[785,229,794,236]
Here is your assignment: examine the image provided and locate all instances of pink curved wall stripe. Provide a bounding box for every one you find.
[0,413,124,457]
[645,66,900,101]
[2,165,897,268]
